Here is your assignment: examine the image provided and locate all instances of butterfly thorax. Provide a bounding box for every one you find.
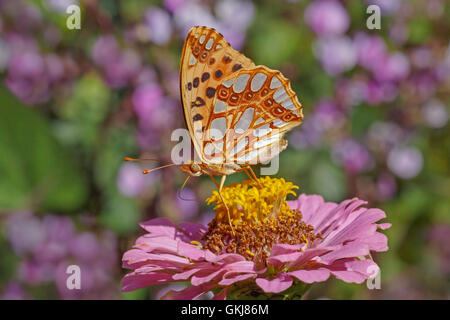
[179,162,242,177]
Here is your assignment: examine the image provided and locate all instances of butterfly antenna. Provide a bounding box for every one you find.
[142,163,180,174]
[124,157,159,162]
[124,157,181,174]
[177,175,196,201]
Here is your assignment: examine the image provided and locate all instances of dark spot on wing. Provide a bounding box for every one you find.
[201,72,210,82]
[193,114,203,121]
[191,97,206,108]
[214,70,223,79]
[233,64,242,72]
[223,55,232,64]
[206,87,216,98]
[193,77,199,88]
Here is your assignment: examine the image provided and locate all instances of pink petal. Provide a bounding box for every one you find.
[267,252,303,266]
[270,243,306,256]
[172,268,204,281]
[320,208,387,246]
[289,268,331,283]
[178,222,207,242]
[256,274,293,293]
[330,270,367,283]
[140,218,177,238]
[320,243,370,264]
[177,241,205,261]
[287,247,337,269]
[378,223,391,230]
[121,272,173,291]
[219,273,256,286]
[135,236,178,253]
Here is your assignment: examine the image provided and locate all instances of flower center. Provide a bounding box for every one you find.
[202,177,321,266]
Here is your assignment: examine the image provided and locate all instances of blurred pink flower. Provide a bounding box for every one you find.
[315,36,356,76]
[5,212,119,299]
[121,194,389,299]
[387,146,423,179]
[132,83,164,122]
[332,139,374,174]
[145,8,173,46]
[305,0,350,36]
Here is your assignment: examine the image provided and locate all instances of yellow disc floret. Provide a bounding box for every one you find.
[206,176,299,226]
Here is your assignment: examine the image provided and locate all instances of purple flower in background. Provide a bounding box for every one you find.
[163,0,186,13]
[411,47,433,69]
[376,172,397,200]
[313,100,345,131]
[305,0,350,36]
[145,7,173,46]
[1,282,27,300]
[354,33,409,82]
[389,22,408,45]
[354,33,387,71]
[215,0,255,31]
[91,35,141,88]
[4,212,119,299]
[45,0,79,13]
[175,187,199,220]
[174,1,254,50]
[132,83,164,121]
[366,0,400,15]
[3,44,65,105]
[387,146,424,179]
[117,162,156,198]
[91,35,121,68]
[4,211,46,254]
[332,139,374,174]
[364,80,398,105]
[336,79,367,107]
[367,121,404,153]
[373,52,410,82]
[174,3,219,38]
[422,100,448,129]
[290,100,345,149]
[315,36,356,76]
[410,71,438,101]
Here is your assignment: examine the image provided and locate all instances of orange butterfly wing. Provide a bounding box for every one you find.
[203,66,303,165]
[180,26,254,163]
[180,26,303,169]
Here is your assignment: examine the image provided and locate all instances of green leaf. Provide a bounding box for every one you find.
[248,19,302,67]
[0,87,87,212]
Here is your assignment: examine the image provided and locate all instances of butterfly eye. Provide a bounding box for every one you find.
[190,163,201,173]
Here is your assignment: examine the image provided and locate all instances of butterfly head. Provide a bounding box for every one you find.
[179,163,203,177]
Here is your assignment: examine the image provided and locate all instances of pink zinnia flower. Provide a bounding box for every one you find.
[121,177,390,299]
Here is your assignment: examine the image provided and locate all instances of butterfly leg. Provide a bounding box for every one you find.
[208,174,235,235]
[244,166,261,187]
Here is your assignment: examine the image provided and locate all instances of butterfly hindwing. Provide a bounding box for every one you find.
[202,66,303,165]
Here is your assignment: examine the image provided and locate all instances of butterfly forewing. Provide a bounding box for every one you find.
[180,26,303,171]
[180,26,254,163]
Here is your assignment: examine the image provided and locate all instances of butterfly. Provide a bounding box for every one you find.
[178,26,303,179]
[127,26,303,232]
